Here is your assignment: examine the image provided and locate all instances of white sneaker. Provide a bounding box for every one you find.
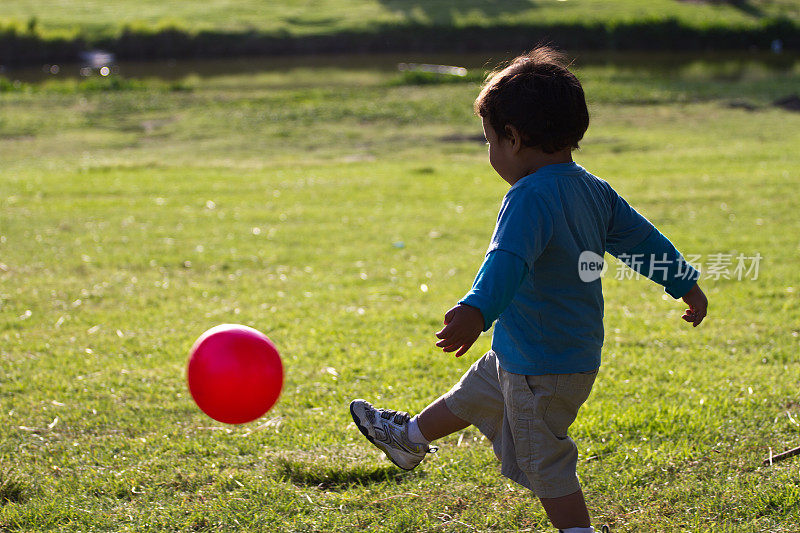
[349,399,436,470]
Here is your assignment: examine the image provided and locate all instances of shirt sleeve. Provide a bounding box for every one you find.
[605,186,700,299]
[619,227,700,299]
[487,187,554,269]
[605,188,656,257]
[459,249,529,331]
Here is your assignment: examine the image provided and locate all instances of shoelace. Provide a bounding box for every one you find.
[369,405,439,453]
[377,407,410,426]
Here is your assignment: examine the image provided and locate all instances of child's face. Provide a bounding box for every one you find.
[481,116,573,185]
[481,116,516,184]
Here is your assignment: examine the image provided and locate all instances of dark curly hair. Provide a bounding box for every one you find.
[474,47,589,154]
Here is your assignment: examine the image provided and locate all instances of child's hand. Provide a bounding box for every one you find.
[435,304,485,357]
[681,283,708,327]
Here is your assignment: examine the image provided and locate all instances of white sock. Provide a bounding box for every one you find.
[407,415,430,444]
[560,527,594,533]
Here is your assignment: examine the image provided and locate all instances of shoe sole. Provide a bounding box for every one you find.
[349,400,414,471]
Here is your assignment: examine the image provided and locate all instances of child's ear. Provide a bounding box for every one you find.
[504,124,524,154]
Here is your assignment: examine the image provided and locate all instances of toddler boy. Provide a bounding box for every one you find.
[351,47,708,532]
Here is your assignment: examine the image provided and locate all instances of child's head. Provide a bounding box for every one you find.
[474,47,589,155]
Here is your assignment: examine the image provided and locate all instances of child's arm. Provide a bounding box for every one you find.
[434,304,484,358]
[618,226,699,298]
[681,282,708,327]
[606,185,706,324]
[436,187,549,356]
[435,249,528,357]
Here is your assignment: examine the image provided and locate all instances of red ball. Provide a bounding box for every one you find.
[187,324,283,424]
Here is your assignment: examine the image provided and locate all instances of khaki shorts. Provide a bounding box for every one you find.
[442,351,597,499]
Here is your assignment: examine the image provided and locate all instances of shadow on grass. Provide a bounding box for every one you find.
[378,0,537,25]
[0,466,29,505]
[275,455,411,490]
[723,0,766,19]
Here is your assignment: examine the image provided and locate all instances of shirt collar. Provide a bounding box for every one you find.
[511,162,582,190]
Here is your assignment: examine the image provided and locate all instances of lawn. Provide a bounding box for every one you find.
[2,1,797,68]
[1,55,800,531]
[1,0,798,38]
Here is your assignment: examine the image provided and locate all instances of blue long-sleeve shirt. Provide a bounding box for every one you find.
[460,162,699,375]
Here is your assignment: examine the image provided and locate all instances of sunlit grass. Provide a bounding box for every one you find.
[1,0,797,37]
[1,58,799,531]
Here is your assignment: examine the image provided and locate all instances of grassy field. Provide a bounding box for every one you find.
[2,1,798,67]
[1,55,800,531]
[2,0,797,37]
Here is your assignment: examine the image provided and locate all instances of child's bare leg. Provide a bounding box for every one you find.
[539,489,591,529]
[418,399,591,529]
[416,396,470,441]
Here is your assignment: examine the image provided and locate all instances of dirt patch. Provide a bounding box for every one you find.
[773,95,800,112]
[726,99,758,111]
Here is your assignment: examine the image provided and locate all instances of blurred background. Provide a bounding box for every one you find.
[1,1,800,531]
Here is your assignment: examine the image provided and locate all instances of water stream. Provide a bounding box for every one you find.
[3,50,798,83]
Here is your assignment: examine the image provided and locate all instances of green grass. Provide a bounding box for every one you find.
[1,55,800,531]
[2,1,798,68]
[2,0,798,37]
[0,465,28,505]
